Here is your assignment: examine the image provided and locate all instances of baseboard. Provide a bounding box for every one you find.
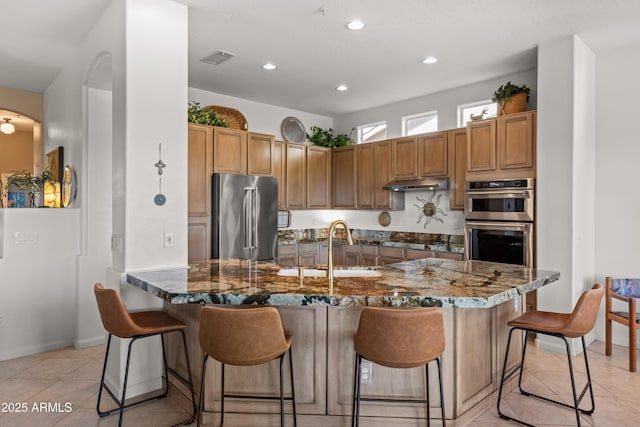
[0,340,74,362]
[74,335,105,349]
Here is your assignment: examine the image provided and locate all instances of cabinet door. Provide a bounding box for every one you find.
[391,136,419,179]
[247,132,274,176]
[344,245,359,266]
[214,127,246,174]
[467,119,496,172]
[356,144,374,209]
[419,131,448,177]
[498,111,535,171]
[448,128,467,210]
[188,216,210,262]
[373,141,395,209]
[278,244,298,267]
[306,146,332,209]
[332,146,357,208]
[187,124,213,216]
[286,144,306,209]
[273,141,286,210]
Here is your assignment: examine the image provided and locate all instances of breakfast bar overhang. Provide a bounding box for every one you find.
[125,258,559,426]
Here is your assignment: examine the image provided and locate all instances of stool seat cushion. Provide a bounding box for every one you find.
[508,310,571,334]
[611,279,640,298]
[129,311,187,335]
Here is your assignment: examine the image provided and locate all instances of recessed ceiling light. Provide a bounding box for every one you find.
[336,85,348,91]
[346,19,365,31]
[422,56,438,65]
[262,63,277,70]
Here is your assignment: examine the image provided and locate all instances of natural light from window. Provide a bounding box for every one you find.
[458,100,497,127]
[357,121,387,143]
[403,112,438,136]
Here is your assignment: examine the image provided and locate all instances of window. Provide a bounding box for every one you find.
[458,100,497,127]
[357,121,387,144]
[402,111,438,136]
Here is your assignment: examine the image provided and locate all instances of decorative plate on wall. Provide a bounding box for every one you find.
[61,165,77,208]
[281,116,306,143]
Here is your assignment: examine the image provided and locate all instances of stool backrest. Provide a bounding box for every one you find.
[199,306,290,366]
[94,283,142,338]
[354,307,445,369]
[563,284,604,338]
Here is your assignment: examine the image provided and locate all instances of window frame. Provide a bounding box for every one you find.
[402,110,438,136]
[356,121,387,144]
[457,100,497,127]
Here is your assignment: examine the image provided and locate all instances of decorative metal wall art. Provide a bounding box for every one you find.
[414,190,447,228]
[153,143,166,206]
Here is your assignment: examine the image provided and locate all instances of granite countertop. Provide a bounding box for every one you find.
[125,258,559,308]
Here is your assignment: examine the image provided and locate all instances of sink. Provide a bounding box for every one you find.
[277,268,381,278]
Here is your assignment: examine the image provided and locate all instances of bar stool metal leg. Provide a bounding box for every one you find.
[498,327,596,427]
[289,346,297,426]
[436,357,445,427]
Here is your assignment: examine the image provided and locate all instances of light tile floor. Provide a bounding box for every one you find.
[0,340,637,426]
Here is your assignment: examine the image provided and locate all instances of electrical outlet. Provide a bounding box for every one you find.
[0,313,4,329]
[360,361,372,385]
[164,233,175,248]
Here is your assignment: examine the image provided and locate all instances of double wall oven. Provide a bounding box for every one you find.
[464,178,535,268]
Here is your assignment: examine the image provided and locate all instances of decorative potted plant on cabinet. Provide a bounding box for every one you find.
[492,81,531,116]
[306,126,353,147]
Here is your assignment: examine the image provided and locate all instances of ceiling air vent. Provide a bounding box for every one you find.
[201,50,236,65]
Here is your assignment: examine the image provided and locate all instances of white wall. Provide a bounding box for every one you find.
[333,69,538,139]
[536,35,596,354]
[0,210,80,360]
[188,87,333,141]
[593,42,640,348]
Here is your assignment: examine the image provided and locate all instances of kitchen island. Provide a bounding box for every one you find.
[126,258,559,426]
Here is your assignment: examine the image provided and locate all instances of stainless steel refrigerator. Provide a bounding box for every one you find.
[211,173,278,261]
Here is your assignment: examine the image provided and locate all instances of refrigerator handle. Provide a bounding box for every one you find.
[244,187,252,250]
[252,188,258,252]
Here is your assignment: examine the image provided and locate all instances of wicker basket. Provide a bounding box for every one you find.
[202,105,248,130]
[498,93,527,116]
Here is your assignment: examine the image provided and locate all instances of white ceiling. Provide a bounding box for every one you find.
[2,0,640,119]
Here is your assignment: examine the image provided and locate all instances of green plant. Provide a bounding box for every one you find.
[6,169,51,208]
[305,126,353,148]
[492,81,531,103]
[187,101,230,127]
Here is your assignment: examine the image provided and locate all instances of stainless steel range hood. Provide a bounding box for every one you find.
[383,177,449,192]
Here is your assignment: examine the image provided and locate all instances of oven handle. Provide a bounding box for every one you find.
[464,221,532,231]
[466,190,531,198]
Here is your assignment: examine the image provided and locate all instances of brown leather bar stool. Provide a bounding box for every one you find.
[497,284,604,427]
[197,305,296,427]
[352,307,446,427]
[94,283,196,427]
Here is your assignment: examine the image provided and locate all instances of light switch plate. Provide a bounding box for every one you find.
[15,231,37,244]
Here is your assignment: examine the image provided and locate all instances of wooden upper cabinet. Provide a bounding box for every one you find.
[498,111,535,173]
[247,132,274,176]
[391,136,419,179]
[213,127,246,174]
[306,146,332,209]
[419,131,448,177]
[273,140,286,209]
[285,143,306,209]
[467,119,496,172]
[448,128,467,210]
[187,124,213,216]
[332,146,357,208]
[467,111,536,179]
[356,144,374,209]
[373,140,403,210]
